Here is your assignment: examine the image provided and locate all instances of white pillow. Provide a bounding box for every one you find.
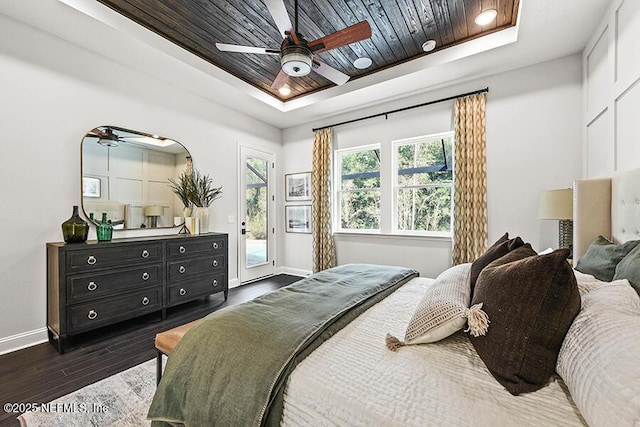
[556,278,640,427]
[387,263,488,351]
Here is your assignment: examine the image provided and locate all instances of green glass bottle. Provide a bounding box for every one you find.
[61,205,89,243]
[96,212,113,242]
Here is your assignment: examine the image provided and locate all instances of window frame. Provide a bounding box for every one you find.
[333,143,382,233]
[333,132,454,238]
[391,132,454,237]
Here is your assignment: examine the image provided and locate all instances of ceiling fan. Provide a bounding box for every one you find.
[85,127,121,147]
[215,0,372,91]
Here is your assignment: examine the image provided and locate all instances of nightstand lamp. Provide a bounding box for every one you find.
[538,189,573,254]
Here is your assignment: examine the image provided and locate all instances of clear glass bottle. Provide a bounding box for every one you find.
[61,205,89,243]
[96,212,113,242]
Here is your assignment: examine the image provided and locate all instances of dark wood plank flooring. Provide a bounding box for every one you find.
[0,274,300,427]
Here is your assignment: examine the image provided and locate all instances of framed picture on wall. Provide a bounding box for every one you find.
[285,172,312,201]
[82,177,101,198]
[285,205,312,233]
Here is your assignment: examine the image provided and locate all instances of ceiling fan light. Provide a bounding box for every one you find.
[474,9,497,26]
[97,129,119,147]
[281,46,312,77]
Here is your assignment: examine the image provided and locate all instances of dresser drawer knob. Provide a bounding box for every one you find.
[179,265,186,274]
[212,280,218,287]
[87,281,97,291]
[87,255,97,265]
[141,250,150,258]
[213,260,218,267]
[179,246,186,254]
[213,242,219,249]
[87,310,98,320]
[142,272,150,281]
[179,288,186,296]
[141,297,150,306]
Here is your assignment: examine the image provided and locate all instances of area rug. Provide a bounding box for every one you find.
[18,357,162,427]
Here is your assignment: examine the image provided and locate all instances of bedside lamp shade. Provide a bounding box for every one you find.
[538,188,573,253]
[538,189,573,220]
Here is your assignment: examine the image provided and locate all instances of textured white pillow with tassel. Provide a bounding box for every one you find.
[387,263,489,351]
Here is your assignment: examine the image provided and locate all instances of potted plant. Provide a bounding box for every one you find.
[168,170,196,217]
[169,169,222,233]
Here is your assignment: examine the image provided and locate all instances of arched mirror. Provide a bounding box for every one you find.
[81,126,191,230]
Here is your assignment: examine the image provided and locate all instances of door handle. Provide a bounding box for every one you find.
[241,221,246,235]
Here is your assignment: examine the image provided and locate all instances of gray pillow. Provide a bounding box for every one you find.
[613,244,640,295]
[575,236,640,281]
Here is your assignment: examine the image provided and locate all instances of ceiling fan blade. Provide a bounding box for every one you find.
[308,21,372,53]
[264,0,293,38]
[271,69,289,89]
[312,59,350,86]
[215,43,279,55]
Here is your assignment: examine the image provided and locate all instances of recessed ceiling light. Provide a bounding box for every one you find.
[278,86,291,96]
[422,40,436,52]
[353,57,372,69]
[474,9,497,26]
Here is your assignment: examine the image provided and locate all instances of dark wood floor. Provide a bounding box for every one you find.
[0,274,299,427]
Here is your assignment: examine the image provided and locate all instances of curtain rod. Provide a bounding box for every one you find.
[312,87,489,132]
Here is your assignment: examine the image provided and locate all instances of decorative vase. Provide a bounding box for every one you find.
[195,207,209,233]
[183,206,193,218]
[96,212,113,242]
[61,205,89,243]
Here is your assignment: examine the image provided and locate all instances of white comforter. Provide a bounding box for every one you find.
[281,277,586,426]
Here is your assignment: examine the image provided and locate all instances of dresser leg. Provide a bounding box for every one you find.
[224,289,228,301]
[161,308,167,320]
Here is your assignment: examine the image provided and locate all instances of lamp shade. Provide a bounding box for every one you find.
[538,189,573,220]
[144,205,164,217]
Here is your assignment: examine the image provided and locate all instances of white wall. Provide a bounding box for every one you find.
[0,12,281,353]
[583,0,640,177]
[281,54,583,278]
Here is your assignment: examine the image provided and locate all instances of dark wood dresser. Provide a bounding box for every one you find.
[47,232,228,353]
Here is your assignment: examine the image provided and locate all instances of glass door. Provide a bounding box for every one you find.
[239,146,275,283]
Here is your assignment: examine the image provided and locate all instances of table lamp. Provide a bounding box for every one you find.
[538,188,573,252]
[144,205,164,228]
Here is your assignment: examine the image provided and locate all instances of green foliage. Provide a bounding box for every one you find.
[168,169,223,208]
[168,170,196,208]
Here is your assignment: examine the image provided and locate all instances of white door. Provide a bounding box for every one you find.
[239,145,276,283]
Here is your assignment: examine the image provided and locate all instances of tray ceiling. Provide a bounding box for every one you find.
[95,0,518,102]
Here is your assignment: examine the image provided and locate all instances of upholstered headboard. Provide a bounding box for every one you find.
[574,168,640,262]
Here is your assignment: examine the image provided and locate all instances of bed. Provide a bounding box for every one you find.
[148,168,640,427]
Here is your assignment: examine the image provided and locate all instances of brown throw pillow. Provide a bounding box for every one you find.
[470,248,581,395]
[470,232,525,292]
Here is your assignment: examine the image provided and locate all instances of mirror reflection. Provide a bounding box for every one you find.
[81,126,191,230]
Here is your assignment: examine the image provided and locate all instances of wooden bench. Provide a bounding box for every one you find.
[155,319,201,384]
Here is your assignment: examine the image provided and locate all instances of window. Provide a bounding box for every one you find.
[334,132,454,237]
[335,145,381,231]
[394,134,453,235]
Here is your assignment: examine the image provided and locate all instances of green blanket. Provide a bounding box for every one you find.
[148,264,418,427]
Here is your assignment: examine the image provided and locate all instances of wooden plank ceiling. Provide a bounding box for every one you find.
[96,0,518,101]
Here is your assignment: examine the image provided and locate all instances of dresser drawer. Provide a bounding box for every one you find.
[167,236,226,258]
[67,286,162,333]
[167,272,226,306]
[167,255,225,281]
[66,243,162,272]
[66,264,162,303]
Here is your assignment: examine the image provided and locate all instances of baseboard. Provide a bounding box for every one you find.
[0,327,48,355]
[276,266,312,277]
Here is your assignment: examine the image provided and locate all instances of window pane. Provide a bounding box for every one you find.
[397,187,451,232]
[397,138,453,186]
[340,190,380,230]
[340,149,380,190]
